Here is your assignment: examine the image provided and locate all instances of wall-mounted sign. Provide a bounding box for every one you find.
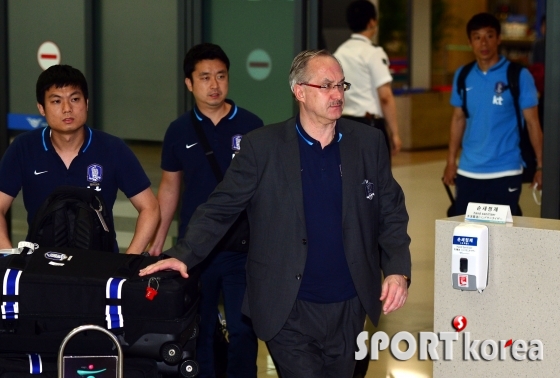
[7,113,47,130]
[37,41,61,70]
[246,49,272,81]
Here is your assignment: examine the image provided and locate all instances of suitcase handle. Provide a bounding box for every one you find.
[442,180,455,204]
[57,324,123,378]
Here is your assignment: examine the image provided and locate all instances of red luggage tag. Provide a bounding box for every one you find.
[145,277,159,300]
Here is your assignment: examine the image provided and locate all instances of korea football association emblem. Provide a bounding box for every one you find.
[87,164,103,192]
[231,134,242,156]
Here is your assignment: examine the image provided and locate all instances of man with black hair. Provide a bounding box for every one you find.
[442,13,543,215]
[149,43,262,378]
[0,64,160,253]
[334,0,401,157]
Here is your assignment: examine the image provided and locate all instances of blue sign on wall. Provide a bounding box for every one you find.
[8,113,47,131]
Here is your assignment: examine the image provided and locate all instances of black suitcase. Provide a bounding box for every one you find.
[0,247,200,377]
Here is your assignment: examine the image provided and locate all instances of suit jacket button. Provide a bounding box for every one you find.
[296,274,302,280]
[302,239,307,245]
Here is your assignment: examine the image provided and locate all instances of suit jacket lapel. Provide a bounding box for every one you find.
[338,121,360,225]
[279,119,307,227]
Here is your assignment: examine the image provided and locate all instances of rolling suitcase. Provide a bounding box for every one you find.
[0,246,200,377]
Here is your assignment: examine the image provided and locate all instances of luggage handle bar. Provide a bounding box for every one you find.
[57,324,123,378]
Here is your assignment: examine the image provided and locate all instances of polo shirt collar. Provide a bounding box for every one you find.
[295,115,343,146]
[41,125,93,153]
[192,99,238,122]
[475,55,507,74]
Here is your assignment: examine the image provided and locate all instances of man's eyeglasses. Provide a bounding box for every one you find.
[298,82,351,92]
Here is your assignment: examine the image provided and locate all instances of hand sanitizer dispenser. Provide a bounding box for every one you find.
[452,223,488,293]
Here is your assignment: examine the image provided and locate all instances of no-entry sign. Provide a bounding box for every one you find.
[37,41,61,70]
[246,49,272,81]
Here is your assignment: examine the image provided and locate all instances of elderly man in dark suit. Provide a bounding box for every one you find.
[140,49,411,378]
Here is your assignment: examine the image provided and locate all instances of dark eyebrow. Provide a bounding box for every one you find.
[47,91,82,99]
[197,70,227,76]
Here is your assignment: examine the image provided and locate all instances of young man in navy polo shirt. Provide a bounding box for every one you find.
[149,43,263,377]
[442,13,543,215]
[0,64,160,253]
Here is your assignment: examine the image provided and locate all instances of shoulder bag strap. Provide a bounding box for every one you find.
[190,111,224,182]
[507,61,523,134]
[457,60,476,119]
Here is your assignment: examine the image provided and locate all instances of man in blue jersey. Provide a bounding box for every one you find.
[442,13,543,215]
[149,43,263,378]
[0,64,160,253]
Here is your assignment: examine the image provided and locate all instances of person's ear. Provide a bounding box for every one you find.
[185,78,193,92]
[293,84,305,102]
[37,103,45,116]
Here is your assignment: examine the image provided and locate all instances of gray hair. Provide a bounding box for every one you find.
[288,50,342,92]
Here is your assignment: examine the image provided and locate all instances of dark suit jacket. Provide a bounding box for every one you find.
[164,116,411,341]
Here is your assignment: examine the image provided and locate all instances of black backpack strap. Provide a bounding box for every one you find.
[456,61,476,119]
[190,111,225,183]
[507,61,523,134]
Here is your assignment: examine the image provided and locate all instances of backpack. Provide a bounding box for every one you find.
[457,61,537,183]
[26,186,117,252]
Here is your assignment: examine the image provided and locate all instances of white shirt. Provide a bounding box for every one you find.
[334,34,393,117]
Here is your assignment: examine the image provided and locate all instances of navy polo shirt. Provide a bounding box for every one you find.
[161,99,263,238]
[295,119,357,303]
[0,126,151,228]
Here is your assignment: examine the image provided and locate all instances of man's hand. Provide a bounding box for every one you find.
[139,257,189,279]
[532,170,542,191]
[442,162,458,186]
[391,133,402,156]
[380,274,408,315]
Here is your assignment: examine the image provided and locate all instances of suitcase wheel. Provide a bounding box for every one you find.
[179,359,199,377]
[160,342,183,365]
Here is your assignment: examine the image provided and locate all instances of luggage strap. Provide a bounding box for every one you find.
[1,268,23,332]
[0,243,37,332]
[27,353,42,374]
[105,277,126,335]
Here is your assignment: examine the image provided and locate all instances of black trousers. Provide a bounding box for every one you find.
[266,296,366,378]
[454,174,523,216]
[342,115,391,160]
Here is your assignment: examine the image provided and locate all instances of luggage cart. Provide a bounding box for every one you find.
[57,325,123,378]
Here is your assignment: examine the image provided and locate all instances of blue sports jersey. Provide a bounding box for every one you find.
[0,126,151,227]
[450,56,538,174]
[160,100,263,238]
